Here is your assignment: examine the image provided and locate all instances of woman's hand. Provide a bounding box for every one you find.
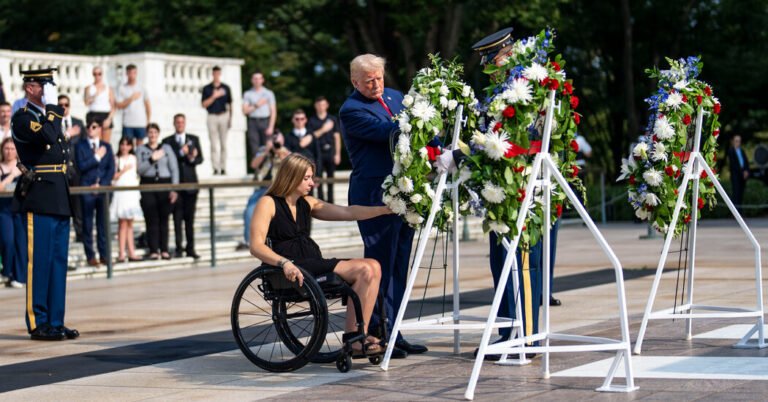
[282,262,304,287]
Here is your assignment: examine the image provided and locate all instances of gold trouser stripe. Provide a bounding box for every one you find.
[522,251,533,340]
[26,212,36,330]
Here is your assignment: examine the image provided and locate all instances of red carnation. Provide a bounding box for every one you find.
[556,203,563,217]
[522,225,527,231]
[675,170,681,178]
[571,165,580,178]
[551,61,562,71]
[674,188,679,195]
[629,175,636,185]
[683,115,692,125]
[704,86,712,96]
[548,79,560,90]
[514,165,525,173]
[426,146,442,161]
[573,113,581,125]
[665,166,675,176]
[652,135,658,142]
[570,139,579,153]
[684,214,691,224]
[696,95,703,105]
[541,77,550,86]
[570,96,579,109]
[713,129,720,137]
[563,82,574,95]
[502,105,516,119]
[493,122,502,132]
[700,170,707,179]
[517,188,526,202]
[682,94,688,103]
[713,103,721,114]
[697,197,704,210]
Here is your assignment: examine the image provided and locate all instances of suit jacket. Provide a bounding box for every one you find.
[339,88,403,179]
[76,139,115,188]
[728,146,749,186]
[66,116,86,184]
[11,103,72,216]
[162,133,203,184]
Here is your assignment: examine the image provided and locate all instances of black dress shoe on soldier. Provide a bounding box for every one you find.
[395,339,428,354]
[174,250,184,258]
[57,326,80,339]
[30,324,64,341]
[549,296,562,306]
[187,251,201,260]
[391,346,408,359]
[473,336,510,361]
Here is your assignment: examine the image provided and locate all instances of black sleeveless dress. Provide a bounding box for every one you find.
[267,195,340,275]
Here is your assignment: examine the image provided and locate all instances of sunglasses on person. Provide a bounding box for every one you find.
[293,117,306,121]
[89,124,101,129]
[59,102,69,108]
[93,72,102,76]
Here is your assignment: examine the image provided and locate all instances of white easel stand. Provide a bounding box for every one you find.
[633,107,766,354]
[381,105,531,372]
[465,91,638,400]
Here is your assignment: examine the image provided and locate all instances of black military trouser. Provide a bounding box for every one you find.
[172,190,198,254]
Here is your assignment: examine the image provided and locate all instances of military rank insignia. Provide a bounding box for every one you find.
[30,121,42,132]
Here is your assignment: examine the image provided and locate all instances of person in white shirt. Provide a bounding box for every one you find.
[0,102,11,140]
[83,66,116,143]
[116,64,151,147]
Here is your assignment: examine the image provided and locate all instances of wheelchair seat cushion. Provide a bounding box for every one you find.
[313,272,346,288]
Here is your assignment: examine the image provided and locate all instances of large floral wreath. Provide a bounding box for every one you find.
[382,55,478,231]
[618,56,721,236]
[460,29,584,246]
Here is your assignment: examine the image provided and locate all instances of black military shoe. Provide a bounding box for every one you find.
[57,326,80,339]
[30,324,64,341]
[391,346,408,359]
[395,339,428,354]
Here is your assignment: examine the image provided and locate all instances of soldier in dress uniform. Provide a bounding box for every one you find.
[11,68,79,341]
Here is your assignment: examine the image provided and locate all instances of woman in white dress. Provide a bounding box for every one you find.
[111,137,143,262]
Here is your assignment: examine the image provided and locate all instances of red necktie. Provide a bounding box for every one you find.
[377,97,393,117]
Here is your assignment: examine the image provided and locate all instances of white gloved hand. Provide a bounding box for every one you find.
[435,150,457,174]
[42,82,58,106]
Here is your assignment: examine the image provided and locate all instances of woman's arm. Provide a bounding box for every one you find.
[306,196,391,221]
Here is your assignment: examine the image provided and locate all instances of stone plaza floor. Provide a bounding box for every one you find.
[1,219,768,401]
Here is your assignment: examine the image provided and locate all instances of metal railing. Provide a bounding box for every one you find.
[0,177,350,279]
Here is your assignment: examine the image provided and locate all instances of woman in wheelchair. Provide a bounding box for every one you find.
[249,153,391,356]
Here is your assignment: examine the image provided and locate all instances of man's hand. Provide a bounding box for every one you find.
[334,153,341,166]
[131,91,142,101]
[188,147,198,161]
[96,145,108,159]
[213,87,226,99]
[435,150,457,174]
[255,98,269,107]
[316,120,334,137]
[265,126,274,136]
[169,191,178,204]
[181,144,190,156]
[43,83,58,106]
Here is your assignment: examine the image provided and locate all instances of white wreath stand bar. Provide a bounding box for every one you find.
[465,91,638,400]
[633,107,766,354]
[381,105,531,371]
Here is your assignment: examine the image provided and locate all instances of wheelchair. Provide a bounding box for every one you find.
[231,264,388,373]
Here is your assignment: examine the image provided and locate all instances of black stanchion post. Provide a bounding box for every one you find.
[104,193,113,278]
[209,187,216,268]
[600,171,607,225]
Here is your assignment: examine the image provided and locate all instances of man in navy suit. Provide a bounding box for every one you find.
[76,120,115,267]
[339,54,427,359]
[728,134,750,213]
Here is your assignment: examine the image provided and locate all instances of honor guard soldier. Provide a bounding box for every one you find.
[11,68,79,341]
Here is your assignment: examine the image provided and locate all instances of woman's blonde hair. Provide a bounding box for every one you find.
[266,154,316,198]
[350,54,386,81]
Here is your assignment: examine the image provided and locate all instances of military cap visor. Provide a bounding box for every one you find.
[471,27,513,65]
[21,68,57,84]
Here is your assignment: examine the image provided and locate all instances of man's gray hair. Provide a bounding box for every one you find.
[350,54,386,80]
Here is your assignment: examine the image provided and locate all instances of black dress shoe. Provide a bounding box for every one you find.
[473,336,510,361]
[395,339,428,354]
[187,251,201,260]
[391,346,408,359]
[57,326,80,339]
[549,296,562,306]
[30,324,64,341]
[174,250,184,258]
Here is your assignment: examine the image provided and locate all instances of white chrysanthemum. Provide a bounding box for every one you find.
[651,142,667,162]
[418,147,428,159]
[617,157,637,181]
[388,185,399,196]
[673,80,689,91]
[633,142,649,160]
[483,131,511,160]
[439,85,449,96]
[401,153,412,168]
[462,85,471,97]
[635,208,651,220]
[390,198,407,215]
[644,192,661,206]
[488,221,510,234]
[654,116,675,140]
[424,183,435,200]
[481,182,506,204]
[502,78,533,104]
[643,168,663,187]
[410,193,423,204]
[396,134,410,156]
[458,166,472,183]
[402,94,414,108]
[397,176,414,193]
[411,100,437,121]
[471,130,486,146]
[523,63,548,81]
[405,211,424,225]
[652,221,669,233]
[382,193,392,205]
[382,175,393,188]
[447,99,458,110]
[432,126,439,135]
[392,161,401,176]
[439,96,448,108]
[398,115,412,134]
[665,92,684,109]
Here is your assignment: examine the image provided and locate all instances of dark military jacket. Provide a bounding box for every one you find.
[11,102,72,217]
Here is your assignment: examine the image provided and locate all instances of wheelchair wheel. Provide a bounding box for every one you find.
[336,352,352,373]
[276,289,346,363]
[231,266,328,372]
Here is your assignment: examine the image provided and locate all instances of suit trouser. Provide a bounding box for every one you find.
[20,212,70,332]
[207,113,229,172]
[316,152,336,204]
[140,179,172,254]
[350,176,414,338]
[81,193,107,260]
[0,209,24,282]
[173,191,198,253]
[489,232,542,342]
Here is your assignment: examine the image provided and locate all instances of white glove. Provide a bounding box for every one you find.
[435,150,457,174]
[43,83,58,106]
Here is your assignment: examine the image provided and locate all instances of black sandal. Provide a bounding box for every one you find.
[342,332,383,357]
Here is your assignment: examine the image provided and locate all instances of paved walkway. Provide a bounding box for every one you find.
[1,219,767,400]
